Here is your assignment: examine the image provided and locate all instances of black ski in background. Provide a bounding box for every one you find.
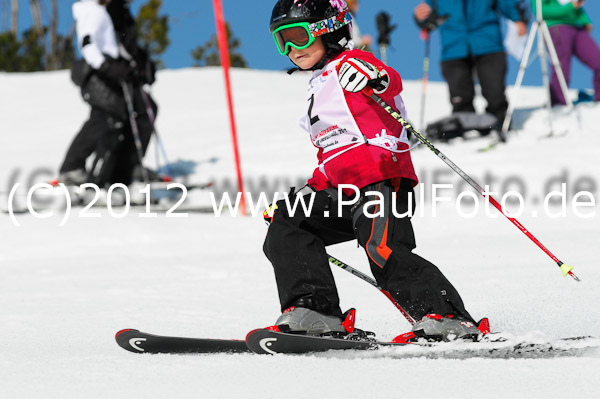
[115,329,250,354]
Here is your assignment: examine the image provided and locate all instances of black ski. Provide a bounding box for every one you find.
[245,328,400,354]
[115,328,598,358]
[246,329,599,358]
[115,329,250,354]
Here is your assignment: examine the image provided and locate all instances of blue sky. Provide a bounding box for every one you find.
[11,0,600,91]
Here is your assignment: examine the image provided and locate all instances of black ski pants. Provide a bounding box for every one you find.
[263,179,474,323]
[441,51,508,123]
[60,105,152,187]
[60,107,116,175]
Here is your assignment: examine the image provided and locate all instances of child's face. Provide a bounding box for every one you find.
[288,37,326,70]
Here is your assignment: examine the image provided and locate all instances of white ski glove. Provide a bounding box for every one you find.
[338,58,380,93]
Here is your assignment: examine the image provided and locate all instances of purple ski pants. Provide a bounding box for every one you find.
[549,25,600,105]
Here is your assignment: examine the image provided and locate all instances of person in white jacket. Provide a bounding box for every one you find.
[75,0,119,69]
[60,0,156,188]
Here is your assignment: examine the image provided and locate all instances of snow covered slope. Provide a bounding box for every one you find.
[0,68,599,399]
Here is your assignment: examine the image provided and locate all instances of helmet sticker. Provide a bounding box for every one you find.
[308,10,352,37]
[292,0,347,12]
[329,0,348,12]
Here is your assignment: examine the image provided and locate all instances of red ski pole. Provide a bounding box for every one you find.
[361,87,580,282]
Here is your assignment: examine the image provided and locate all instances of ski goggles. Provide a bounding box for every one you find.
[272,10,352,56]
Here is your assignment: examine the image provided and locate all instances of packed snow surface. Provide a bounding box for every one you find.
[1,67,599,398]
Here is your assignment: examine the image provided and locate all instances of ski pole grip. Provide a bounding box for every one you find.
[361,86,375,97]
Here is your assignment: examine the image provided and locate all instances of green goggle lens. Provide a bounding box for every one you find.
[272,22,315,56]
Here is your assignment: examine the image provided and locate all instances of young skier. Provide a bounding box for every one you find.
[264,0,489,342]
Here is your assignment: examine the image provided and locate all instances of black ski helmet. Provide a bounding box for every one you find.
[269,0,353,69]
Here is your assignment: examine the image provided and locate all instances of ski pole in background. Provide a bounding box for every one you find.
[138,88,174,177]
[121,81,150,184]
[418,29,431,131]
[360,85,580,282]
[376,12,395,65]
[328,254,415,325]
[413,1,449,131]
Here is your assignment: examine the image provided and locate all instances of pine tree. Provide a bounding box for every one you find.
[191,22,247,68]
[18,27,45,72]
[0,30,20,71]
[136,0,169,69]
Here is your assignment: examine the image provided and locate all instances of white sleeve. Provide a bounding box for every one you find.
[75,12,105,68]
[73,3,118,70]
[80,39,106,70]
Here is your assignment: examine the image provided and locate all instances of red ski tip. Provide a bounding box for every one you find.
[49,179,60,187]
[245,328,264,341]
[115,329,137,339]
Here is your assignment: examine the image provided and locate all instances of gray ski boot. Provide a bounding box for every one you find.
[272,307,351,336]
[59,168,88,186]
[412,314,485,341]
[393,314,488,343]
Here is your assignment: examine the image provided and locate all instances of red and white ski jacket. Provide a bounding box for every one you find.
[301,49,418,194]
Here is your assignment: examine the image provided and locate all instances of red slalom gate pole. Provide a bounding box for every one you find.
[212,0,247,216]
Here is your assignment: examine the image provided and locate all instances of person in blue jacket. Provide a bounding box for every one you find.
[414,0,528,128]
